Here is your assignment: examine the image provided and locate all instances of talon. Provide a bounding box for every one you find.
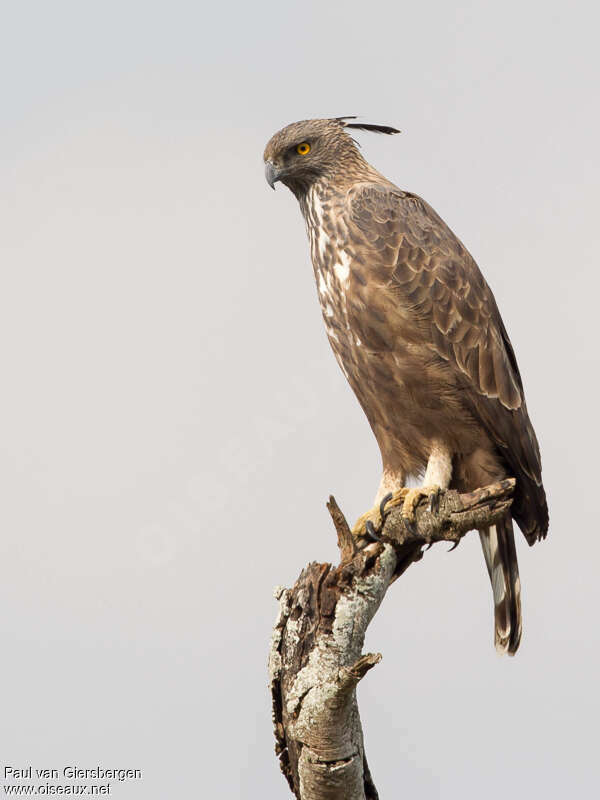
[352,488,411,539]
[365,520,382,542]
[402,515,418,536]
[447,539,460,552]
[428,487,441,514]
[424,542,434,551]
[379,492,393,521]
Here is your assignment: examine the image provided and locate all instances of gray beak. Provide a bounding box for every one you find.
[264,160,282,190]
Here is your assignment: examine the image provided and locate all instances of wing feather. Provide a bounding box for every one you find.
[347,182,548,542]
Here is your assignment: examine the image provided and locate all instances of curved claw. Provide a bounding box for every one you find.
[365,520,382,542]
[379,492,393,522]
[428,487,441,514]
[402,515,418,536]
[447,539,460,552]
[424,542,434,551]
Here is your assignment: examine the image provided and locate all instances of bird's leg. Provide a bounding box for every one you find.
[398,442,453,530]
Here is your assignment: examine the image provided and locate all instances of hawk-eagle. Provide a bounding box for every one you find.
[264,117,548,654]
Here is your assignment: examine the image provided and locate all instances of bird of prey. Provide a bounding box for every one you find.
[263,117,548,654]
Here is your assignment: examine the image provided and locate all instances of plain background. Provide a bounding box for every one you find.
[1,1,598,797]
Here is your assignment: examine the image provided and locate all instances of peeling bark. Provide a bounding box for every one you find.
[268,480,515,799]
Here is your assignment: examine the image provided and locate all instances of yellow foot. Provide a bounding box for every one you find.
[352,485,441,538]
[352,487,411,538]
[400,485,441,522]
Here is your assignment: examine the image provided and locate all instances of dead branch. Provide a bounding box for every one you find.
[268,479,515,800]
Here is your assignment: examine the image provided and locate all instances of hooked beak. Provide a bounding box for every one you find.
[264,160,283,190]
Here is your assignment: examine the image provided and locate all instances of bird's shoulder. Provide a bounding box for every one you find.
[345,179,464,258]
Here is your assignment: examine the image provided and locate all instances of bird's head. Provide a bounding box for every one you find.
[263,117,399,196]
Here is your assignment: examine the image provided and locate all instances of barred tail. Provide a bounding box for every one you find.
[478,517,522,655]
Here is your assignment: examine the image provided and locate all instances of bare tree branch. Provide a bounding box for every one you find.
[268,479,515,799]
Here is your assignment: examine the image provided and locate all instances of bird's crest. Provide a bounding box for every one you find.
[334,116,401,136]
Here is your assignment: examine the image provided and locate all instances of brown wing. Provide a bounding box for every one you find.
[347,182,548,543]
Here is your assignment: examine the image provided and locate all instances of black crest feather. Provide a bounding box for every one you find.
[344,122,400,135]
[334,116,400,135]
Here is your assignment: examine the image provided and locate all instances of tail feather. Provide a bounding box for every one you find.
[479,517,522,655]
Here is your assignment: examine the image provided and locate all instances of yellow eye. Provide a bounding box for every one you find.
[296,142,311,155]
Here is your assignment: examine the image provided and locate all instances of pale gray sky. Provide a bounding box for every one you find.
[1,1,598,797]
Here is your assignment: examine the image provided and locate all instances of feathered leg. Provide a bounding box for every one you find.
[479,516,522,655]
